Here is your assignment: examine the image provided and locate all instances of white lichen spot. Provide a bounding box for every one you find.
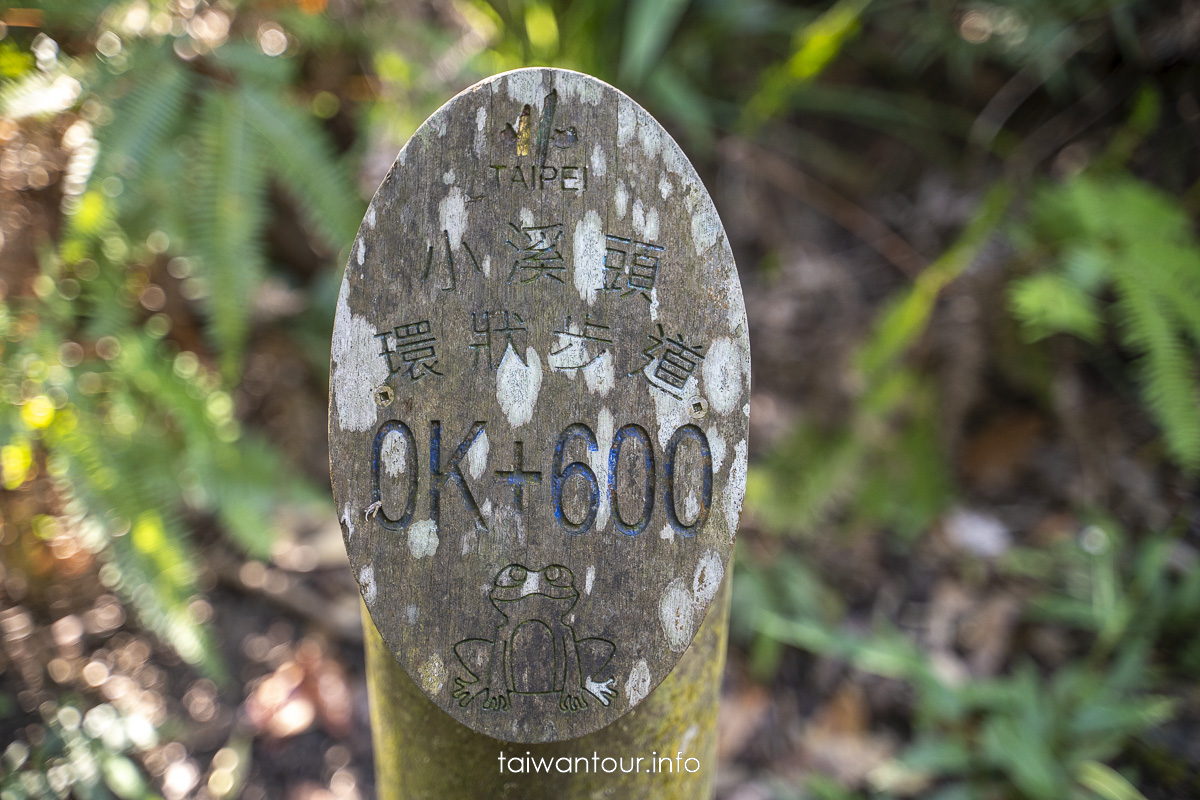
[482,255,491,278]
[650,375,696,449]
[661,137,689,176]
[725,441,748,541]
[639,119,663,160]
[583,350,614,395]
[407,519,439,559]
[419,655,446,695]
[631,200,660,240]
[474,106,488,156]
[660,578,694,652]
[439,186,467,251]
[649,286,659,321]
[626,659,651,708]
[617,94,637,147]
[430,113,447,137]
[660,524,674,542]
[743,403,751,417]
[356,238,365,266]
[359,565,377,606]
[692,550,724,606]
[691,206,721,255]
[467,427,489,481]
[707,427,727,473]
[366,205,376,229]
[442,169,455,185]
[405,605,418,625]
[496,345,542,428]
[630,200,659,240]
[331,279,386,433]
[703,337,743,415]
[481,499,492,520]
[381,429,408,477]
[615,180,628,220]
[572,209,605,305]
[726,266,749,334]
[340,504,355,541]
[557,71,602,105]
[506,70,546,107]
[585,565,595,595]
[684,492,700,523]
[590,143,607,177]
[592,408,614,530]
[659,174,673,199]
[520,207,534,227]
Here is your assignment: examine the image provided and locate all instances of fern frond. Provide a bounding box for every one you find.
[53,407,226,680]
[1112,270,1200,471]
[96,52,192,181]
[240,83,363,249]
[1010,272,1102,342]
[1019,174,1200,472]
[191,88,268,376]
[116,334,326,560]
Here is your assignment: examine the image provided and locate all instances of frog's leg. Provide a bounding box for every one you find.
[451,638,491,707]
[578,638,618,706]
[556,625,588,713]
[481,626,511,711]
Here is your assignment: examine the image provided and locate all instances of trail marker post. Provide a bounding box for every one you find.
[329,67,750,797]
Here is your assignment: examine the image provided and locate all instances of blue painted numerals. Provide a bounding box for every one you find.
[609,425,654,537]
[369,420,714,538]
[663,424,712,537]
[551,423,600,534]
[371,421,417,531]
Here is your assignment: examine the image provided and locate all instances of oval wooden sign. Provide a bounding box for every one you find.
[329,68,750,742]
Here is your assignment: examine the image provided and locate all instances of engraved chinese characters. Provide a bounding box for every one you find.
[329,68,750,743]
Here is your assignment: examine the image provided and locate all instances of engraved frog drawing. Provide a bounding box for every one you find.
[453,564,617,713]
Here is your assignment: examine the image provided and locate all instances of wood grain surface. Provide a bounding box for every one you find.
[329,67,750,742]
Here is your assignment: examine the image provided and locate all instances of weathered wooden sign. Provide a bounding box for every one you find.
[330,67,750,743]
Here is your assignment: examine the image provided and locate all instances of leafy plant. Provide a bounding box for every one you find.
[1010,174,1200,471]
[0,699,158,800]
[0,5,355,676]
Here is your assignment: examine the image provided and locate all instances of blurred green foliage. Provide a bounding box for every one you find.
[1010,173,1200,471]
[1,699,158,800]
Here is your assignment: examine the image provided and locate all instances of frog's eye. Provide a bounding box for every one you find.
[496,565,527,587]
[544,565,573,587]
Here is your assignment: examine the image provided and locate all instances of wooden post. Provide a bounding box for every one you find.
[329,68,749,796]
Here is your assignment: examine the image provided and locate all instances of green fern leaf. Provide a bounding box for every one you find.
[1010,272,1102,342]
[1112,270,1200,471]
[191,88,268,376]
[240,83,363,249]
[96,50,192,181]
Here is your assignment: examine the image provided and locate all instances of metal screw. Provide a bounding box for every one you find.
[688,396,708,419]
[374,385,394,406]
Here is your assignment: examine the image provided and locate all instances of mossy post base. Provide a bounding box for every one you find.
[363,573,730,799]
